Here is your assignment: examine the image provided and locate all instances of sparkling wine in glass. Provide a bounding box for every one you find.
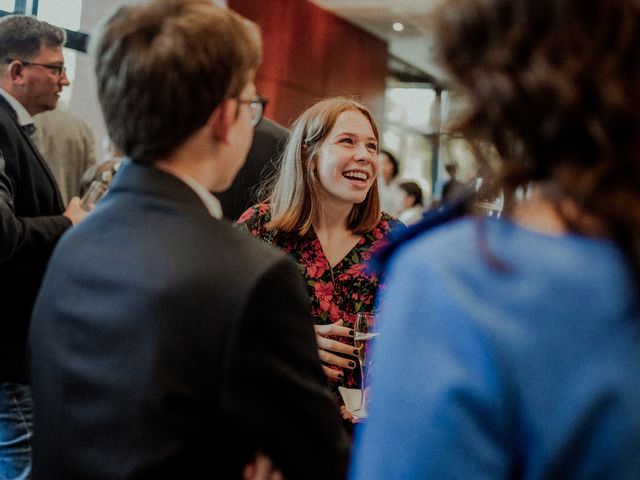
[352,312,378,419]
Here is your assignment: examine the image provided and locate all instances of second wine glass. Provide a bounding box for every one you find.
[353,312,378,419]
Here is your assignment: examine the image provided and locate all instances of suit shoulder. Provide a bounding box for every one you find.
[257,118,289,140]
[0,108,17,135]
[208,217,292,271]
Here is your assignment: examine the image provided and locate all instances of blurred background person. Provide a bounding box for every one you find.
[28,1,349,478]
[238,97,401,426]
[377,149,403,216]
[440,162,469,204]
[32,108,97,203]
[397,180,424,226]
[217,117,289,222]
[351,0,640,478]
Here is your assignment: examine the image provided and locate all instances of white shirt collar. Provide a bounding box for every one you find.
[0,87,34,127]
[175,173,223,219]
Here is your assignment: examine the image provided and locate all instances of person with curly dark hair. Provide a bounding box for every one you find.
[351,0,640,478]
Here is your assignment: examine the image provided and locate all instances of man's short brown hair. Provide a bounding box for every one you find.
[91,0,262,164]
[0,15,65,61]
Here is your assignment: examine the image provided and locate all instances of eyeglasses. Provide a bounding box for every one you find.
[237,97,268,127]
[5,58,67,78]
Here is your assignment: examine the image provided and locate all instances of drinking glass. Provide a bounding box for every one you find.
[351,312,378,419]
[80,164,119,212]
[80,180,109,211]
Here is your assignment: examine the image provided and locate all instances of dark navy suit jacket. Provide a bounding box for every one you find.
[29,161,349,479]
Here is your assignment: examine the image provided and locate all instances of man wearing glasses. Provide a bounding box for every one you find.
[0,14,87,480]
[28,1,349,479]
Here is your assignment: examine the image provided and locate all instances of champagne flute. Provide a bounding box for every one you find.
[352,312,378,419]
[80,164,119,212]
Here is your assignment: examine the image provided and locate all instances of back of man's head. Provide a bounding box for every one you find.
[0,15,65,63]
[91,0,262,165]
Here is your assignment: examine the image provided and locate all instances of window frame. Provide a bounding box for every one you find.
[0,2,88,52]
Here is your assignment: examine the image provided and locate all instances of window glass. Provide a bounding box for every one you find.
[441,90,471,133]
[382,126,431,183]
[382,83,438,202]
[37,0,82,30]
[0,0,15,11]
[385,87,436,134]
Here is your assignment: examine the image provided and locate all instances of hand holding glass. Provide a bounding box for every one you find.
[80,165,118,212]
[80,180,109,211]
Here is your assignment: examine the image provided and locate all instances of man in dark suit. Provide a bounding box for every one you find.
[29,1,349,479]
[0,15,87,479]
[217,117,288,221]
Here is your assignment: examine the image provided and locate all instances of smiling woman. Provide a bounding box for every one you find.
[237,97,403,429]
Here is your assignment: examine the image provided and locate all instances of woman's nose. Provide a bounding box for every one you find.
[354,142,371,161]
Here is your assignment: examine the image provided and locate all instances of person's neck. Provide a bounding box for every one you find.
[313,199,360,267]
[154,134,223,192]
[512,195,568,235]
[0,84,36,117]
[0,81,16,100]
[313,197,353,234]
[511,187,609,237]
[155,151,202,182]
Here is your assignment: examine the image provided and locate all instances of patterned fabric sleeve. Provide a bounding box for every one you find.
[236,203,272,241]
[372,212,404,253]
[381,211,404,233]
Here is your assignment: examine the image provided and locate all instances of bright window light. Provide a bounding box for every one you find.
[386,87,436,134]
[37,0,82,30]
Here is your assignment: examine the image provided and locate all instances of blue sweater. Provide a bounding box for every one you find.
[350,216,640,479]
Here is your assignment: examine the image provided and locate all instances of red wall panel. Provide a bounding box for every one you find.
[229,0,388,128]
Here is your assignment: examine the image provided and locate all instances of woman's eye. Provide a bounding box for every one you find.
[367,143,378,150]
[340,137,354,144]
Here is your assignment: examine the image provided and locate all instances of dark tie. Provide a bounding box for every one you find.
[21,123,36,136]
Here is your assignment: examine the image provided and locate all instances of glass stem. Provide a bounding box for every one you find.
[360,361,366,409]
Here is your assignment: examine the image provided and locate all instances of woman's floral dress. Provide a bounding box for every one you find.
[237,203,402,403]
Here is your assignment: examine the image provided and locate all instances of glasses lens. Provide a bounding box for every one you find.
[250,101,263,127]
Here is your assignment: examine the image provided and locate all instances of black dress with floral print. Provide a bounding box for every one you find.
[237,203,402,403]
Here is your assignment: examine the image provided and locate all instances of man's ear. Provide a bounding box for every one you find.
[206,98,237,145]
[6,60,26,84]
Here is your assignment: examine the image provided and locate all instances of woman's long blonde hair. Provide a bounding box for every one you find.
[265,97,381,236]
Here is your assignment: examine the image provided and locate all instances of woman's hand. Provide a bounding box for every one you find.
[340,405,360,424]
[243,451,284,480]
[314,320,358,381]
